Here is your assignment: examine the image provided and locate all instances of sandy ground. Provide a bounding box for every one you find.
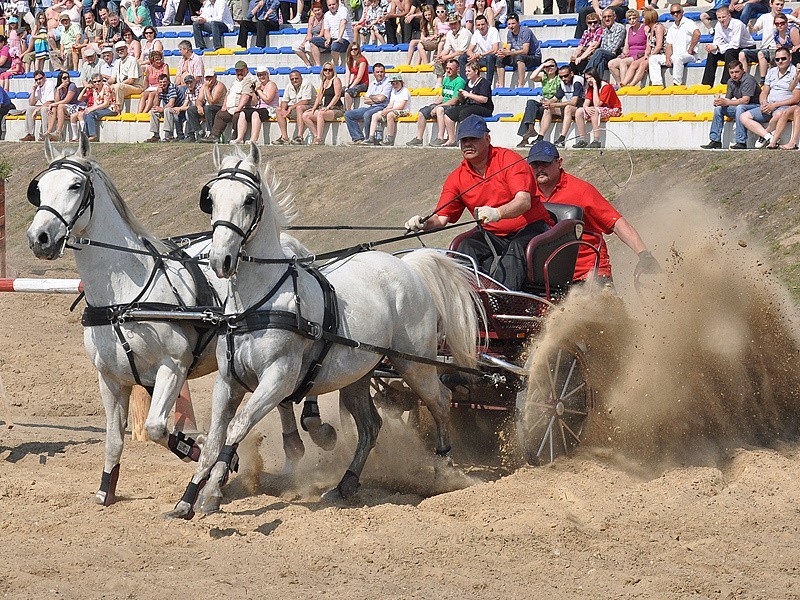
[1,144,800,599]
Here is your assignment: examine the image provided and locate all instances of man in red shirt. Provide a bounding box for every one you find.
[527,140,659,283]
[404,114,553,290]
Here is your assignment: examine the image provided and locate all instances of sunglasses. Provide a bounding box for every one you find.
[144,30,155,34]
[587,21,599,25]
[559,74,570,79]
[35,76,44,81]
[323,67,333,71]
[776,56,790,61]
[670,9,682,13]
[776,20,787,24]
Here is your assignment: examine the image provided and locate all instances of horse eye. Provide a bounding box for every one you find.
[244,194,256,206]
[69,182,82,190]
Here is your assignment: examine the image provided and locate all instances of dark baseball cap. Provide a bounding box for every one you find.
[456,114,490,140]
[527,140,560,163]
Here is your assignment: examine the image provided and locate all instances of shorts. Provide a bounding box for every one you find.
[330,39,350,53]
[345,82,368,98]
[580,106,622,120]
[65,103,83,115]
[499,54,541,69]
[418,102,442,119]
[420,36,440,51]
[387,109,409,118]
[704,8,719,20]
[746,104,790,123]
[309,36,330,51]
[243,105,276,120]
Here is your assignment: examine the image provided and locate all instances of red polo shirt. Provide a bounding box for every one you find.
[532,170,621,280]
[436,146,553,236]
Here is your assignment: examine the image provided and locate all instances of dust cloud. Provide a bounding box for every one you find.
[524,193,800,473]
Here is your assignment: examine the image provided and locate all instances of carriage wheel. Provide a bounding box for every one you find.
[515,344,593,466]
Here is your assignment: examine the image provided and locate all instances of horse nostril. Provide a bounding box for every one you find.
[37,232,50,245]
[223,255,232,273]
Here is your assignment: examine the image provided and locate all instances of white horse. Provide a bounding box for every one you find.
[166,143,484,519]
[25,135,332,507]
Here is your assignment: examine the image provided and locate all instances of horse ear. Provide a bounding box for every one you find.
[247,141,260,166]
[44,136,55,164]
[212,143,223,169]
[77,131,91,158]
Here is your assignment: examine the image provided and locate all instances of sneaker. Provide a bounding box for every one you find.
[588,140,601,149]
[406,137,422,146]
[198,135,219,144]
[516,137,529,148]
[730,142,747,150]
[348,139,364,145]
[382,136,395,146]
[534,134,544,143]
[288,14,301,23]
[175,135,185,141]
[87,135,99,142]
[554,135,566,148]
[573,139,588,148]
[754,133,772,149]
[364,137,379,145]
[700,140,722,150]
[163,135,175,142]
[291,137,303,145]
[429,137,444,147]
[273,137,289,145]
[19,134,35,142]
[145,135,160,143]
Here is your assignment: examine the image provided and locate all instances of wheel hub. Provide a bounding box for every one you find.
[555,401,565,416]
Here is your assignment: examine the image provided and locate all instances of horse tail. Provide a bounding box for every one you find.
[401,249,486,369]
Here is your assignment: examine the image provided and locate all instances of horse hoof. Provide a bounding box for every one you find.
[163,501,194,520]
[199,491,222,515]
[308,423,337,452]
[95,490,116,506]
[282,430,306,464]
[320,487,344,503]
[322,470,360,503]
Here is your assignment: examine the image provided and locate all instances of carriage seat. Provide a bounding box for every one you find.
[448,202,583,298]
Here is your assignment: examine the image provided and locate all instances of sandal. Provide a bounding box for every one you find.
[291,137,303,145]
[312,138,323,145]
[780,144,798,150]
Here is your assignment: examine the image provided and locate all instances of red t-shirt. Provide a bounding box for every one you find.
[436,146,553,236]
[532,170,621,279]
[349,55,369,86]
[585,82,622,110]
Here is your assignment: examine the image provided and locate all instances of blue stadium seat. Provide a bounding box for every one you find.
[247,47,266,54]
[517,88,538,96]
[295,66,311,74]
[16,91,30,99]
[310,65,322,74]
[521,19,538,27]
[699,34,713,43]
[494,87,516,96]
[362,44,379,51]
[279,46,295,53]
[397,43,410,51]
[177,31,192,37]
[379,44,398,51]
[560,16,578,25]
[163,31,178,38]
[276,66,293,74]
[540,18,560,26]
[264,47,280,54]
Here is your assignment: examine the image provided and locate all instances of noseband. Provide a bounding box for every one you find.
[28,158,96,251]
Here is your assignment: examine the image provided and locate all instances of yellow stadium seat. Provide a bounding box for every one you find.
[710,84,727,94]
[652,112,680,121]
[414,87,435,95]
[616,86,639,96]
[102,114,122,121]
[695,112,714,120]
[135,113,151,122]
[398,114,417,122]
[499,114,520,122]
[204,49,219,56]
[688,84,713,94]
[119,112,136,122]
[628,112,655,121]
[396,65,415,72]
[622,86,648,95]
[664,85,689,95]
[648,87,673,95]
[674,112,699,120]
[417,64,434,72]
[608,114,632,121]
[217,48,234,55]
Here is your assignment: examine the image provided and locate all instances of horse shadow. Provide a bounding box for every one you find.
[0,438,101,463]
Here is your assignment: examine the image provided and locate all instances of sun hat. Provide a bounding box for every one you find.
[9,16,18,24]
[59,12,71,21]
[113,40,127,50]
[204,67,217,77]
[447,12,460,22]
[255,64,269,73]
[234,60,248,70]
[456,114,490,140]
[527,140,560,163]
[101,45,113,53]
[84,47,96,56]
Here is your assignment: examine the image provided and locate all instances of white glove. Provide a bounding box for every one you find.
[405,215,425,232]
[475,206,501,224]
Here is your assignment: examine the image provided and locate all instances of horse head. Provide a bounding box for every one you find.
[27,133,94,260]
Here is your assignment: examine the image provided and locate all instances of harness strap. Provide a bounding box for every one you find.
[113,321,144,387]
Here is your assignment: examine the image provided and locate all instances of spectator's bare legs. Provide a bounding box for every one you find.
[517,61,528,88]
[587,106,602,141]
[69,110,82,141]
[249,111,265,143]
[575,106,588,140]
[757,50,770,82]
[385,111,398,138]
[768,107,794,148]
[277,106,291,140]
[561,104,577,139]
[539,106,559,139]
[780,106,800,149]
[443,113,458,146]
[309,43,322,66]
[740,108,776,140]
[301,109,317,141]
[495,65,506,88]
[294,105,308,139]
[416,42,429,65]
[433,105,447,141]
[368,109,383,139]
[232,111,249,143]
[608,56,624,86]
[294,45,312,66]
[415,111,428,140]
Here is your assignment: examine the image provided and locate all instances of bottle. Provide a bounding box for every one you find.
[375,117,384,143]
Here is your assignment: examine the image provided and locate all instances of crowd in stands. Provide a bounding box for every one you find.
[3,0,800,147]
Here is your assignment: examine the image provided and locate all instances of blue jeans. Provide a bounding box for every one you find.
[710,103,758,144]
[475,54,498,87]
[193,20,226,49]
[737,1,768,24]
[344,104,385,140]
[83,107,118,137]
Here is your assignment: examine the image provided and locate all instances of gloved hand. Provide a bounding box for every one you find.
[475,206,501,224]
[404,215,425,232]
[634,250,662,277]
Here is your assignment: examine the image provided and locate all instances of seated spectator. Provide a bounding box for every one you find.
[201,60,252,142]
[384,0,413,45]
[23,15,49,73]
[237,0,280,49]
[454,0,475,33]
[621,6,663,88]
[365,72,409,146]
[495,13,541,89]
[356,0,389,46]
[433,12,471,84]
[123,0,152,37]
[574,0,628,40]
[0,35,23,90]
[492,0,508,26]
[405,4,438,65]
[162,0,201,27]
[147,72,182,142]
[730,0,769,26]
[171,74,200,140]
[101,11,125,47]
[44,70,79,141]
[108,40,143,110]
[769,13,799,65]
[192,0,234,51]
[52,12,82,70]
[231,65,279,144]
[344,62,389,143]
[649,4,699,87]
[293,2,325,67]
[0,85,16,140]
[310,0,353,66]
[442,60,493,146]
[31,25,50,73]
[472,0,494,28]
[82,75,118,141]
[700,0,732,31]
[570,13,602,74]
[549,65,586,148]
[121,27,142,62]
[467,15,499,87]
[700,59,760,149]
[516,58,559,146]
[745,0,783,86]
[702,6,755,87]
[139,49,169,113]
[407,58,464,146]
[737,46,798,146]
[20,69,55,141]
[80,10,103,50]
[585,9,626,81]
[139,26,163,66]
[608,9,646,87]
[78,47,102,87]
[301,60,343,145]
[274,68,315,144]
[187,68,227,142]
[173,40,204,85]
[69,77,98,142]
[573,67,622,148]
[99,45,116,80]
[343,43,368,110]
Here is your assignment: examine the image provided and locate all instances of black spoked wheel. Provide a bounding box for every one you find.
[516,344,593,466]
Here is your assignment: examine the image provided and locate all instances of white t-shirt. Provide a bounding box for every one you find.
[753,12,776,51]
[471,26,500,54]
[388,86,410,109]
[665,17,698,55]
[324,4,354,42]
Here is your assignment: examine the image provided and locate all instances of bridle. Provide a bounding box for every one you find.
[27,158,96,255]
[199,160,264,269]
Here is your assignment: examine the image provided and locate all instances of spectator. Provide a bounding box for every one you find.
[575,0,628,40]
[769,13,799,64]
[492,0,508,26]
[648,4,699,87]
[570,13,602,74]
[170,74,199,140]
[700,59,760,149]
[69,76,98,141]
[78,47,102,87]
[344,61,389,143]
[701,6,755,87]
[777,78,800,148]
[82,74,118,141]
[573,67,621,148]
[405,4,439,65]
[549,65,586,148]
[293,2,324,66]
[44,70,78,140]
[274,68,315,144]
[23,14,49,72]
[584,8,626,81]
[495,13,541,89]
[364,72,409,145]
[516,58,559,146]
[472,0,494,28]
[700,0,732,31]
[356,0,389,46]
[192,0,234,51]
[620,6,663,87]
[384,0,412,45]
[121,27,141,62]
[528,140,658,284]
[442,60,493,146]
[0,35,23,89]
[739,46,798,146]
[745,0,782,85]
[544,0,567,16]
[99,45,115,80]
[237,0,280,49]
[433,12,470,83]
[231,65,278,144]
[138,49,169,113]
[467,14,499,87]
[53,11,81,70]
[200,60,252,142]
[101,11,124,46]
[343,43,368,110]
[107,39,142,109]
[31,25,50,72]
[123,0,151,37]
[146,72,181,142]
[187,68,227,142]
[174,40,204,85]
[731,0,769,26]
[608,9,646,87]
[407,57,464,146]
[0,85,16,140]
[81,10,102,47]
[138,26,163,66]
[20,69,54,140]
[301,59,343,144]
[454,0,475,33]
[288,0,305,24]
[311,0,353,66]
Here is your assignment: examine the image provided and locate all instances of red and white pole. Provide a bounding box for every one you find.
[0,278,83,293]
